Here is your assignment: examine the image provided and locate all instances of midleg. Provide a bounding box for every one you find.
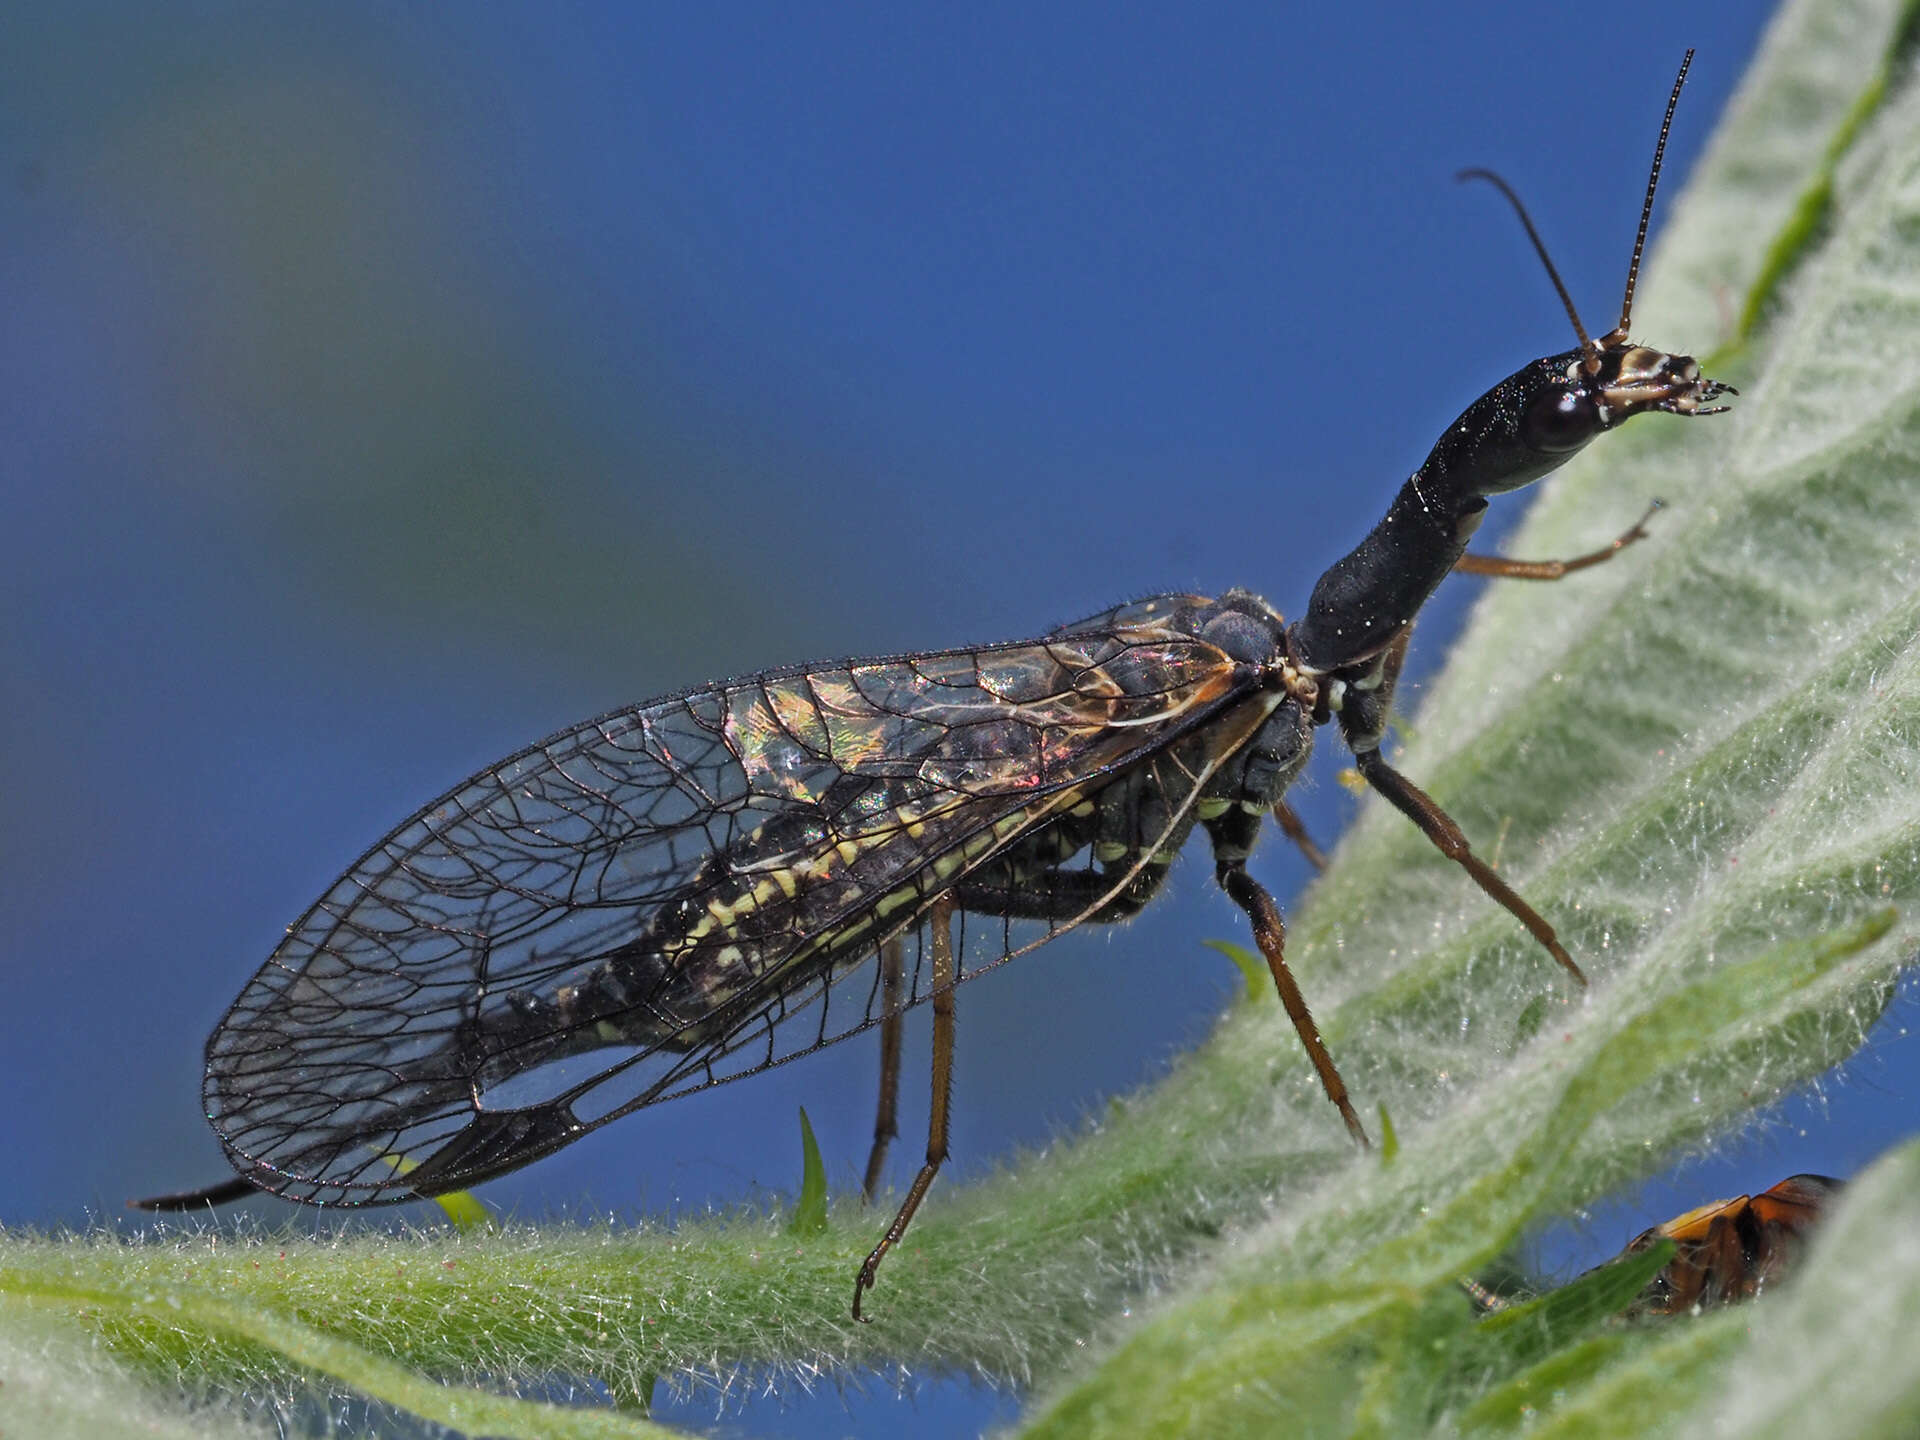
[861,935,906,1203]
[853,896,956,1320]
[1204,803,1366,1145]
[1216,860,1367,1146]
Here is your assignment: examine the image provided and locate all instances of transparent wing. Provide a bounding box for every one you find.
[204,596,1264,1204]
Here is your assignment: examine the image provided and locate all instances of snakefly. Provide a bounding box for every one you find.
[137,53,1731,1319]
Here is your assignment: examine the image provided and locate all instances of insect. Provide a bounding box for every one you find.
[1465,1173,1841,1318]
[1616,1172,1840,1317]
[137,54,1730,1319]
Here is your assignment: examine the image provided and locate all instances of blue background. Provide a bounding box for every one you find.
[10,6,1899,1436]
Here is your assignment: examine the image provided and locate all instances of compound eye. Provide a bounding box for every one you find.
[1522,387,1599,453]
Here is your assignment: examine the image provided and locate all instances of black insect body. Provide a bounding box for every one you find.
[137,55,1731,1319]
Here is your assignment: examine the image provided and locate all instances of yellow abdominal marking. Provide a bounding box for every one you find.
[671,785,1093,979]
[875,888,920,919]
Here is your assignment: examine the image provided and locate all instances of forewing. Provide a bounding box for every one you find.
[203,599,1260,1204]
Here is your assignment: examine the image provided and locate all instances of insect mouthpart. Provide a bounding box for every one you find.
[1588,345,1736,423]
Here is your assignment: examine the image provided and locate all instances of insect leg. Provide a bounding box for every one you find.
[853,896,956,1320]
[861,936,906,1203]
[1454,500,1661,580]
[1349,748,1586,986]
[1270,800,1328,873]
[1206,803,1366,1145]
[1219,867,1365,1145]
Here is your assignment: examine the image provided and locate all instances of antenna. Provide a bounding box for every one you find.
[1607,48,1694,350]
[1457,165,1593,356]
[1460,48,1696,376]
